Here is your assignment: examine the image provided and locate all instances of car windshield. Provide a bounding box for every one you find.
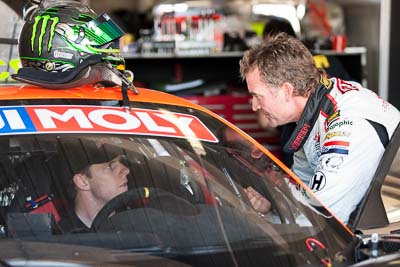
[0,99,354,266]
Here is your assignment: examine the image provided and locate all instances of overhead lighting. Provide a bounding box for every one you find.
[153,3,188,15]
[252,4,301,34]
[296,3,306,20]
[174,3,189,13]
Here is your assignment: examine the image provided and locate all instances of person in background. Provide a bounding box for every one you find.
[239,33,400,224]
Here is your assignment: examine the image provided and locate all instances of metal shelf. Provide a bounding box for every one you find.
[125,47,367,87]
[122,51,244,59]
[312,46,367,56]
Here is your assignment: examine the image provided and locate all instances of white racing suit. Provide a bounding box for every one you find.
[283,77,400,224]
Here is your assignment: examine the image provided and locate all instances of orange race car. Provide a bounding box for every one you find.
[0,82,398,267]
[1,1,400,266]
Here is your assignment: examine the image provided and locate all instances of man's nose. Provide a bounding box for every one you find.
[116,164,130,176]
[251,97,260,111]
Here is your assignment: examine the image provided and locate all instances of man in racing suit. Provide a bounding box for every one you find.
[239,33,400,224]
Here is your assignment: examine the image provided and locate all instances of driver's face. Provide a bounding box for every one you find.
[87,156,130,204]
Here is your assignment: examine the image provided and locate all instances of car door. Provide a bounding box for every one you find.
[349,122,400,233]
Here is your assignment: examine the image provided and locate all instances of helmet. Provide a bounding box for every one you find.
[12,0,135,91]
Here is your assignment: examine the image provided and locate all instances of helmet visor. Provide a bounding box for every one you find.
[82,13,125,46]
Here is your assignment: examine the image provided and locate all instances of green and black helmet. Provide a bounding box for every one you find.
[13,0,135,91]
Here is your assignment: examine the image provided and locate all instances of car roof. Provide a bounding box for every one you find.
[0,84,200,107]
[7,82,399,233]
[0,83,256,148]
[0,83,285,162]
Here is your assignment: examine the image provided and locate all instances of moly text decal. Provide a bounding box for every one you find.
[0,105,218,142]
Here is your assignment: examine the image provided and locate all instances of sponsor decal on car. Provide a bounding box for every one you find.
[0,105,218,142]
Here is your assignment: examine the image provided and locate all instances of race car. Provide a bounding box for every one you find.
[0,83,398,267]
[2,0,400,266]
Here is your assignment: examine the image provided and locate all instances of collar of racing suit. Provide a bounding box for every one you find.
[283,77,335,153]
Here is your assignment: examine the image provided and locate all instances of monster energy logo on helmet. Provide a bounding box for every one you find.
[31,15,59,56]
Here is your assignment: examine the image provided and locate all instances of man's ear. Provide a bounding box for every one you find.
[73,173,90,191]
[281,82,295,101]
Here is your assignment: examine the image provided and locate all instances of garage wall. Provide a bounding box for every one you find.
[89,0,381,91]
[88,0,160,13]
[388,0,400,108]
[342,3,381,92]
[0,1,23,84]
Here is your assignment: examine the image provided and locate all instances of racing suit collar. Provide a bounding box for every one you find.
[283,77,335,153]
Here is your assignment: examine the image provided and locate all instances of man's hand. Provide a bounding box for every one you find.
[244,186,271,214]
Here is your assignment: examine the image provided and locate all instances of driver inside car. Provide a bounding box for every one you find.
[60,155,130,231]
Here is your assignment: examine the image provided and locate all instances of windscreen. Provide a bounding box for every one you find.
[0,99,354,266]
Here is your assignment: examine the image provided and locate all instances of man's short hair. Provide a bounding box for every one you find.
[239,32,320,96]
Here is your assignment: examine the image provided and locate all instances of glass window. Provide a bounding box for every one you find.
[0,99,354,266]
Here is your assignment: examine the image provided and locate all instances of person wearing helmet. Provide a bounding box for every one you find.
[12,0,136,99]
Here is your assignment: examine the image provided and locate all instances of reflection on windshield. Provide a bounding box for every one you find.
[0,130,353,266]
